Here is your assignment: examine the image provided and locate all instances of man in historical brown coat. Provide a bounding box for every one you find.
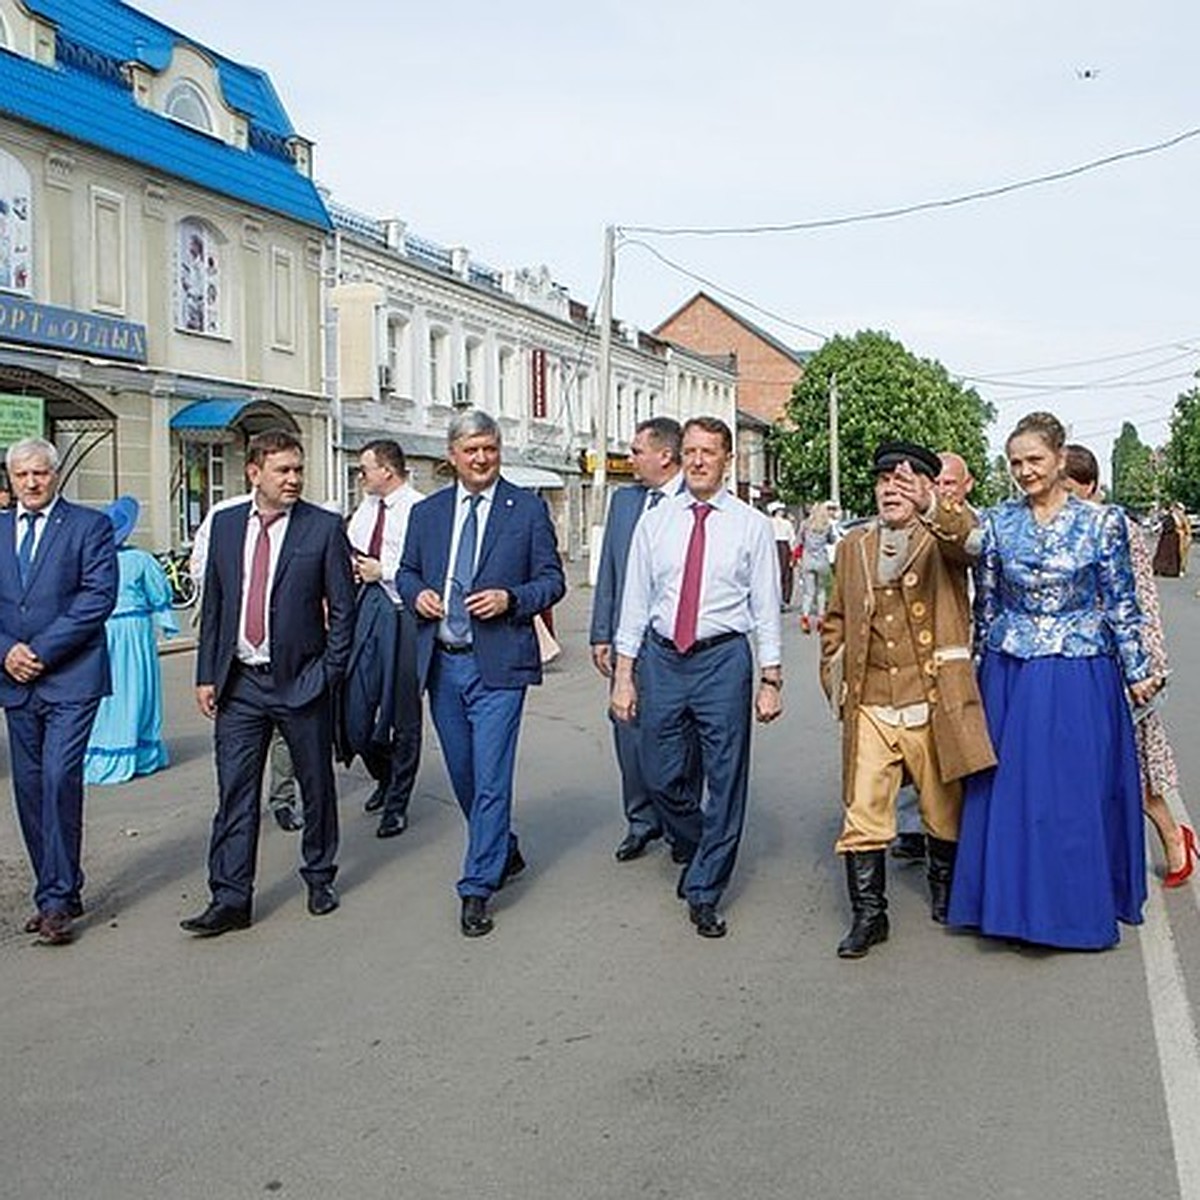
[820,441,995,959]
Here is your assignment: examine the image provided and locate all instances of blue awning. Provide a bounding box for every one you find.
[170,399,251,430]
[170,398,300,433]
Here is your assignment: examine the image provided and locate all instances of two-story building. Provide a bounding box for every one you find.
[327,202,738,559]
[0,0,331,548]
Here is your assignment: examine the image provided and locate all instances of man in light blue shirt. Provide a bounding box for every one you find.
[611,416,782,938]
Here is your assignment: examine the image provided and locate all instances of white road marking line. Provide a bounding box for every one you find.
[1140,860,1200,1200]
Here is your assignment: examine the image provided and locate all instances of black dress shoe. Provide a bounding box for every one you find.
[307,882,339,916]
[689,902,727,939]
[363,785,385,814]
[499,843,526,888]
[180,901,251,937]
[376,811,408,839]
[671,840,696,865]
[29,898,85,932]
[272,806,304,833]
[460,895,494,938]
[614,829,660,862]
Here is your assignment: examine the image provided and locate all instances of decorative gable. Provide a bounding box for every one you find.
[128,41,248,150]
[0,0,56,65]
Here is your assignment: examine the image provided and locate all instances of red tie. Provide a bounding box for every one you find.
[673,502,712,653]
[367,496,387,559]
[246,511,284,648]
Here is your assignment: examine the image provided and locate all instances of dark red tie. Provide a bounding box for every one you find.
[246,511,284,648]
[367,496,387,559]
[673,502,712,653]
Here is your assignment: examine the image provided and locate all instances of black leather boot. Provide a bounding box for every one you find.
[926,836,957,924]
[836,850,889,958]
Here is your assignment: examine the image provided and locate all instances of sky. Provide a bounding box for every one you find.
[140,0,1200,476]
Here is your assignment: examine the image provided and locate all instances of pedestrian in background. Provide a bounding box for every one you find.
[341,439,424,840]
[767,500,796,609]
[0,436,117,945]
[950,412,1158,950]
[84,495,179,785]
[1062,444,1196,888]
[795,500,834,634]
[590,416,692,863]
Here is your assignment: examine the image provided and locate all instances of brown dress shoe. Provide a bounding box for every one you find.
[36,911,74,946]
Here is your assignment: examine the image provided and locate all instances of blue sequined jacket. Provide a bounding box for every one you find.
[974,496,1149,682]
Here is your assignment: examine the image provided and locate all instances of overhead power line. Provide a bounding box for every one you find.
[622,126,1200,238]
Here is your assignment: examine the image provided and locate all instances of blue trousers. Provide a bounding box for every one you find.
[6,694,101,913]
[639,633,753,906]
[428,648,526,899]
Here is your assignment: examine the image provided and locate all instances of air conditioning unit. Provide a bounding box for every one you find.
[378,364,393,394]
[452,381,471,406]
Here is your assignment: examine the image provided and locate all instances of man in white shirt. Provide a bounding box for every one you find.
[611,416,783,938]
[343,439,424,839]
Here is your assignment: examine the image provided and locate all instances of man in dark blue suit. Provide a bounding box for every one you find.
[0,437,117,946]
[399,410,565,937]
[589,416,694,862]
[181,429,356,936]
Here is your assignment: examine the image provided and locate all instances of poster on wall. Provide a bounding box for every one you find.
[0,393,45,446]
[0,152,32,294]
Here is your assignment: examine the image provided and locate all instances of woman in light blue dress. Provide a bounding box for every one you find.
[84,497,179,785]
[948,412,1159,950]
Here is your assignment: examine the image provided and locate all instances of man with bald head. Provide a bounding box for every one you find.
[936,452,975,506]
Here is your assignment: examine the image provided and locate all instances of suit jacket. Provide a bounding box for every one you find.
[197,499,356,709]
[819,497,996,796]
[589,484,647,646]
[0,499,117,709]
[398,477,566,690]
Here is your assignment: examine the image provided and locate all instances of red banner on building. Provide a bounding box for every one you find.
[531,348,547,419]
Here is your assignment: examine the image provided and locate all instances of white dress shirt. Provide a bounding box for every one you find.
[237,505,292,664]
[346,481,424,606]
[437,481,497,645]
[14,496,58,559]
[615,488,782,666]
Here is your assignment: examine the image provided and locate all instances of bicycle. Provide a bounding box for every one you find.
[154,548,199,609]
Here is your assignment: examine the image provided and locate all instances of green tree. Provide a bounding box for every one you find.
[772,330,995,516]
[1162,387,1200,512]
[1110,422,1159,511]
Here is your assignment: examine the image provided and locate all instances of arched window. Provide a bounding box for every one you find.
[165,81,214,134]
[0,13,10,49]
[0,148,33,295]
[177,218,221,334]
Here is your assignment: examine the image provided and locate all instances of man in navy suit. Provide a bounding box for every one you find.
[0,437,117,945]
[399,410,565,937]
[590,416,695,862]
[181,429,356,936]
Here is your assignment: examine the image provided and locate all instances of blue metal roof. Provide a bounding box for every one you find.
[1,1,330,229]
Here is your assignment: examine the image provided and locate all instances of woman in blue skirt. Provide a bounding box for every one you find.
[83,496,179,785]
[948,412,1161,950]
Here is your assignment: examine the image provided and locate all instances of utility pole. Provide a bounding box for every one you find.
[829,371,841,510]
[591,224,615,578]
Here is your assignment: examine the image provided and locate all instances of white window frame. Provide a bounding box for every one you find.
[164,80,215,134]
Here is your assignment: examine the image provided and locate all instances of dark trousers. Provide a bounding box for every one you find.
[776,542,794,606]
[363,606,423,820]
[639,633,753,906]
[208,667,339,908]
[6,695,101,913]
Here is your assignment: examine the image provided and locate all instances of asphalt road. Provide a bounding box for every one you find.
[2,576,1199,1200]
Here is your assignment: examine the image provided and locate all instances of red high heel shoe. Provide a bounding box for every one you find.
[1164,825,1197,888]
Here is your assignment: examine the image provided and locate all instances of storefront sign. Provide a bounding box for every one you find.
[0,393,44,443]
[0,295,147,363]
[580,450,635,477]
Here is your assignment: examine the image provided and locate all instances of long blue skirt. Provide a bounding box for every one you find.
[948,653,1145,950]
